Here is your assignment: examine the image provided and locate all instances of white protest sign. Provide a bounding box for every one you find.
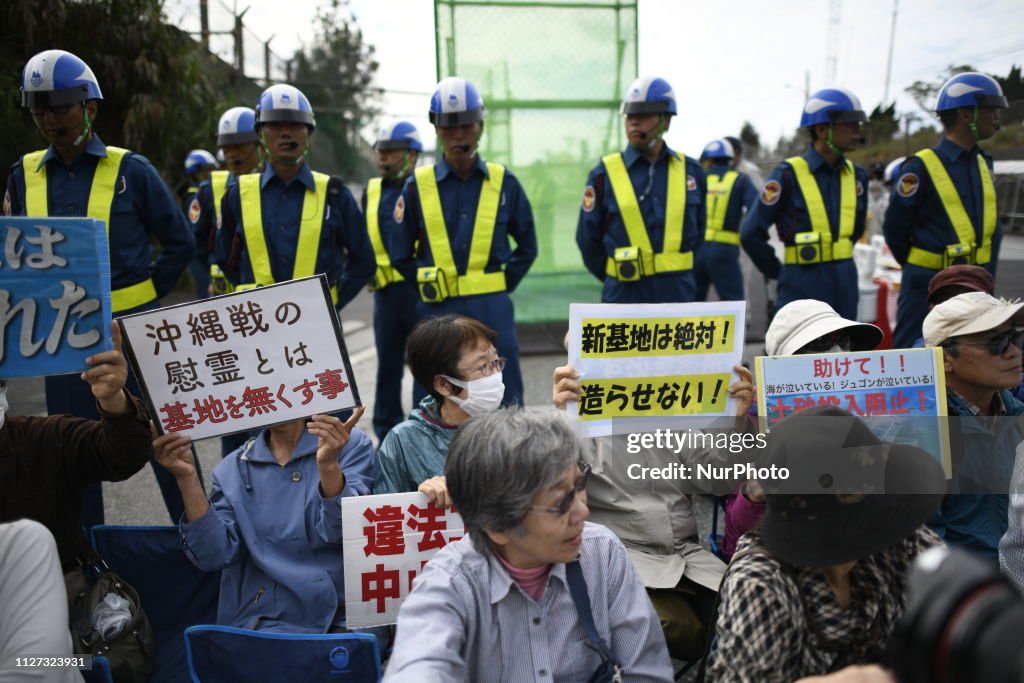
[119,276,359,439]
[342,492,465,628]
[567,301,747,437]
[756,347,951,476]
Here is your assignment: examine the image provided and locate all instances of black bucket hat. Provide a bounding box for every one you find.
[757,405,945,567]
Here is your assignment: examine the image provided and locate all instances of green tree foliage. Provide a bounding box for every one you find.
[0,0,231,191]
[290,0,379,179]
[739,121,761,154]
[993,64,1024,125]
[863,102,899,146]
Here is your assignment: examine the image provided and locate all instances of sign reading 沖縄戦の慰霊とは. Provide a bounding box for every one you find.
[118,275,359,440]
[0,217,111,379]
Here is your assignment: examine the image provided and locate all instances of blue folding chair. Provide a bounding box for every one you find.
[707,496,729,559]
[90,525,220,683]
[184,625,382,682]
[80,655,114,683]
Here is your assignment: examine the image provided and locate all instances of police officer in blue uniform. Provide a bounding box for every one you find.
[741,88,868,321]
[6,49,196,526]
[361,121,422,440]
[883,72,1007,348]
[391,77,538,407]
[181,149,218,300]
[191,106,261,303]
[695,138,758,302]
[215,84,374,312]
[191,106,263,458]
[576,76,705,304]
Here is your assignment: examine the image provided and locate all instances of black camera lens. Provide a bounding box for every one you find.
[889,547,1024,683]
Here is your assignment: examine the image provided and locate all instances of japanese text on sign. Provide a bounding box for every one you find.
[342,493,465,627]
[577,374,731,420]
[120,276,358,440]
[580,315,736,358]
[0,218,111,378]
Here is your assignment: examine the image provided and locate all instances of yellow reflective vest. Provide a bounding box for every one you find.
[705,171,741,245]
[413,163,507,298]
[906,149,996,270]
[236,172,338,304]
[782,156,855,265]
[365,177,404,289]
[22,146,159,312]
[601,152,693,278]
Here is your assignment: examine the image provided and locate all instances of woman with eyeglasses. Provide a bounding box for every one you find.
[383,408,673,682]
[372,314,505,506]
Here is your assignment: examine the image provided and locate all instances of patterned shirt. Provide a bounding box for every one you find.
[383,522,673,682]
[707,526,942,683]
[999,447,1024,590]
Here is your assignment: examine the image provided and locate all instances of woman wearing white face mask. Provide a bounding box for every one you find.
[372,314,503,507]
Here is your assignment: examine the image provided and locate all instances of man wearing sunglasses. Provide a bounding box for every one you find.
[5,49,195,528]
[923,291,1024,563]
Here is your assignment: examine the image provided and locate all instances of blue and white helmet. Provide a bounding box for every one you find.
[217,106,258,146]
[255,84,315,130]
[376,121,423,151]
[935,72,1008,111]
[800,88,867,128]
[620,77,676,116]
[429,77,485,127]
[701,138,734,160]
[883,157,906,184]
[184,150,218,175]
[21,49,102,109]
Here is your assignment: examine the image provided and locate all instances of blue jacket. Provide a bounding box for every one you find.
[372,397,457,494]
[5,134,194,299]
[576,145,705,303]
[215,163,375,310]
[930,390,1023,563]
[180,427,377,632]
[882,136,1001,274]
[741,146,867,280]
[391,156,538,293]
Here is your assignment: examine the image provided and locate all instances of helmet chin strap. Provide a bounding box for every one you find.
[72,102,92,147]
[384,151,412,180]
[630,114,666,151]
[825,123,844,157]
[968,106,981,142]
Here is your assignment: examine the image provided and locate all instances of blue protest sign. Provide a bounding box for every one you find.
[0,217,111,378]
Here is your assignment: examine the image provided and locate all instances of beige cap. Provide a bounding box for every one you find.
[766,299,883,356]
[923,292,1024,347]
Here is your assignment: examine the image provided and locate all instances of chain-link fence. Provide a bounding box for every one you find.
[436,0,637,323]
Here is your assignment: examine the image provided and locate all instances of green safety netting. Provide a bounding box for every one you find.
[435,0,638,322]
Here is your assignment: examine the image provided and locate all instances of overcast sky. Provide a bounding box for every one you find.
[166,0,1024,157]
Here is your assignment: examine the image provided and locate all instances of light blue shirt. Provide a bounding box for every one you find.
[384,522,673,682]
[180,427,377,633]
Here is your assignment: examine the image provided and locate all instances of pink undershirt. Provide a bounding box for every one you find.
[496,553,551,602]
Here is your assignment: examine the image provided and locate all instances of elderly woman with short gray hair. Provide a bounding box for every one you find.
[383,408,673,683]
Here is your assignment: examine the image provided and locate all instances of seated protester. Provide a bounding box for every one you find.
[0,324,152,596]
[154,408,376,632]
[722,299,883,559]
[708,406,944,682]
[553,360,754,661]
[999,448,1024,590]
[0,520,83,683]
[923,292,1024,562]
[384,409,673,682]
[373,314,503,504]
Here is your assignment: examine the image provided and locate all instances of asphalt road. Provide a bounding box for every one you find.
[9,234,1024,527]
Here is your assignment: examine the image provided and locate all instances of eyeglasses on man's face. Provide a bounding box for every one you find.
[951,328,1024,356]
[528,463,591,516]
[30,103,75,116]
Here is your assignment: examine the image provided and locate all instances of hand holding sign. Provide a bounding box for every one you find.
[82,322,129,415]
[728,365,755,415]
[152,426,196,481]
[310,405,364,498]
[552,365,581,409]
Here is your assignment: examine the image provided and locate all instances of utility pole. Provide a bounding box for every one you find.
[199,0,210,50]
[883,0,899,104]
